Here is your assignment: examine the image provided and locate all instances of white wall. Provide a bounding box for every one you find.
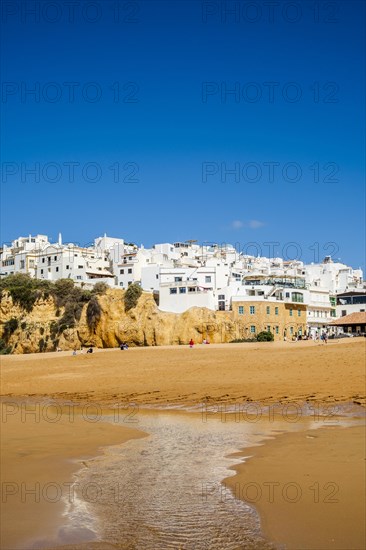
[159,285,215,313]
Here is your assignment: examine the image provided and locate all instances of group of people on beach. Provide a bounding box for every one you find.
[189,338,210,348]
[72,347,93,355]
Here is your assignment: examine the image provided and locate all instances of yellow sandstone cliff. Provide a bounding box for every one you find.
[0,289,238,353]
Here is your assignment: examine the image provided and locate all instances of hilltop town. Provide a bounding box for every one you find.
[1,233,365,341]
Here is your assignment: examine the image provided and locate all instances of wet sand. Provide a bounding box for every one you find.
[225,425,366,550]
[0,403,146,550]
[1,339,365,549]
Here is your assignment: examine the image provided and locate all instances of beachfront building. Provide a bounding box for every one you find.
[232,297,307,341]
[231,274,308,341]
[329,312,366,336]
[306,287,336,338]
[335,291,366,318]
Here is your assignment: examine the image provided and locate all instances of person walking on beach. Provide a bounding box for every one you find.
[189,338,194,348]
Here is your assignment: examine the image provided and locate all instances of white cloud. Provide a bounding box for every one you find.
[248,219,265,229]
[231,219,265,230]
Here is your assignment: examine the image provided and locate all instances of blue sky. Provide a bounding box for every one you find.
[1,0,365,269]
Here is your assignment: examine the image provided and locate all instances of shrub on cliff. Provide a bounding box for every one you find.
[3,318,19,341]
[86,296,102,332]
[124,283,142,311]
[92,282,108,295]
[0,274,45,312]
[0,338,12,355]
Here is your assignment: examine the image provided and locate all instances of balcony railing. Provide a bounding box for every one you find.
[243,278,306,289]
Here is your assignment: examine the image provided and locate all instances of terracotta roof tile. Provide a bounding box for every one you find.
[330,312,366,325]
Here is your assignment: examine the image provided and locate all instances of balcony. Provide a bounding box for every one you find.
[243,277,306,289]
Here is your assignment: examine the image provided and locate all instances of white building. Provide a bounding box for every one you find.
[1,234,364,332]
[335,291,366,318]
[0,234,50,278]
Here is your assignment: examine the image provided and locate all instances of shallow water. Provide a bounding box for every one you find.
[43,410,359,550]
[10,399,362,550]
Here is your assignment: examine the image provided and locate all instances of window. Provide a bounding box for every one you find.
[218,294,225,300]
[250,325,256,333]
[275,326,279,334]
[170,288,177,294]
[66,265,69,270]
[266,306,270,314]
[120,282,124,287]
[298,310,301,316]
[78,265,83,269]
[179,287,186,294]
[238,306,244,315]
[205,276,212,283]
[128,281,132,286]
[48,256,51,261]
[290,327,294,335]
[156,274,159,279]
[275,307,279,315]
[250,306,255,314]
[267,325,271,332]
[174,277,182,282]
[188,287,196,292]
[128,268,132,274]
[76,276,82,280]
[42,258,45,263]
[285,292,290,298]
[54,256,57,261]
[341,310,347,316]
[20,260,25,269]
[56,267,59,272]
[40,269,43,274]
[289,309,293,316]
[292,292,303,303]
[120,269,124,274]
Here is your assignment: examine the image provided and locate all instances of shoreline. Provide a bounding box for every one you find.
[224,424,366,550]
[1,339,365,548]
[0,403,147,550]
[1,399,365,549]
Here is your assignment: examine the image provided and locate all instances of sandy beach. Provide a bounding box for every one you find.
[225,425,366,549]
[1,339,365,549]
[1,339,365,406]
